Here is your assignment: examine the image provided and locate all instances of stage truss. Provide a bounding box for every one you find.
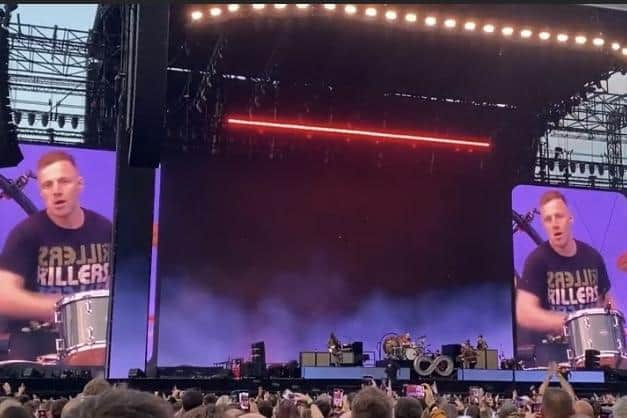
[6,20,113,149]
[534,81,627,191]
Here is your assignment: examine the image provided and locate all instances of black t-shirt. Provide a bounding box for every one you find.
[519,240,610,312]
[0,209,112,332]
[517,240,611,346]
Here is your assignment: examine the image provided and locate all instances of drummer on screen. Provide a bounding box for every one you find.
[516,190,613,345]
[0,151,112,361]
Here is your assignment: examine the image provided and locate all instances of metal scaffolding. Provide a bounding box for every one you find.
[534,86,627,191]
[6,21,108,147]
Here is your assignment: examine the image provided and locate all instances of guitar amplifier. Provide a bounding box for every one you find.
[340,352,355,366]
[300,352,316,367]
[476,349,499,369]
[315,352,331,366]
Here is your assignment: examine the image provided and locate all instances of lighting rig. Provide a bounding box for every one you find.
[535,81,627,191]
[5,6,113,149]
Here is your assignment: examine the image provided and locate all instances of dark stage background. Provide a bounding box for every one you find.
[155,144,514,366]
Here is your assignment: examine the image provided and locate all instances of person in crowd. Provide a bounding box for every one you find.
[542,388,574,418]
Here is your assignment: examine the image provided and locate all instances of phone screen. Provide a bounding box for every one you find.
[333,389,344,408]
[405,385,425,399]
[239,392,250,410]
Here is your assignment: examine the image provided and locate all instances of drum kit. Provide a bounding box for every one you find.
[382,334,429,361]
[562,307,627,369]
[6,290,109,368]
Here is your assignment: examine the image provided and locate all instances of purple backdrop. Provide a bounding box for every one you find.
[155,153,515,367]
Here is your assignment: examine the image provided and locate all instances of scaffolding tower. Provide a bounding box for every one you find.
[534,85,627,191]
[6,20,110,148]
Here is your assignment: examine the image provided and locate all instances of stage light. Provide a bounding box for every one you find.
[227,118,491,149]
[344,5,357,15]
[323,4,336,10]
[41,113,49,127]
[464,21,476,31]
[13,111,21,125]
[520,29,533,38]
[404,13,417,23]
[425,16,437,26]
[579,162,586,174]
[365,7,377,17]
[539,31,550,40]
[575,35,587,45]
[611,42,620,51]
[252,4,265,10]
[190,10,203,21]
[209,7,222,17]
[27,113,35,126]
[274,4,287,9]
[482,24,495,33]
[227,4,240,12]
[622,48,627,56]
[385,10,397,21]
[557,33,569,42]
[592,37,604,47]
[295,4,309,9]
[57,114,65,128]
[444,18,456,28]
[501,26,514,36]
[71,116,79,129]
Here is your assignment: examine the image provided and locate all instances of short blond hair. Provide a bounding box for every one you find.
[37,150,77,172]
[539,190,567,208]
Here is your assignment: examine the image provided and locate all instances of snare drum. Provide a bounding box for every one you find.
[564,308,626,368]
[55,290,109,367]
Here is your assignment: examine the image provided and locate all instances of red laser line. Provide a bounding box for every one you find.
[227,118,491,148]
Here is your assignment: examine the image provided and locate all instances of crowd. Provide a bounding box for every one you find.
[0,362,623,418]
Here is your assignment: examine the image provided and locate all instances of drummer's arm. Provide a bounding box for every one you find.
[0,269,58,321]
[516,289,566,334]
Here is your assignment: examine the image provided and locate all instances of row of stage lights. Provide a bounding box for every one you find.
[12,111,81,130]
[189,4,627,57]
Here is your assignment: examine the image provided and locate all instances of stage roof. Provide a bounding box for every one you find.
[169,4,627,111]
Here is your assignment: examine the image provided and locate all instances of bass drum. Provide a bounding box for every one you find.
[404,347,419,360]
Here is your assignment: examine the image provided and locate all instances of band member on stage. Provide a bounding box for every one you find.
[328,332,342,366]
[0,151,112,361]
[476,335,488,351]
[516,190,612,349]
[460,339,477,369]
[399,332,412,347]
